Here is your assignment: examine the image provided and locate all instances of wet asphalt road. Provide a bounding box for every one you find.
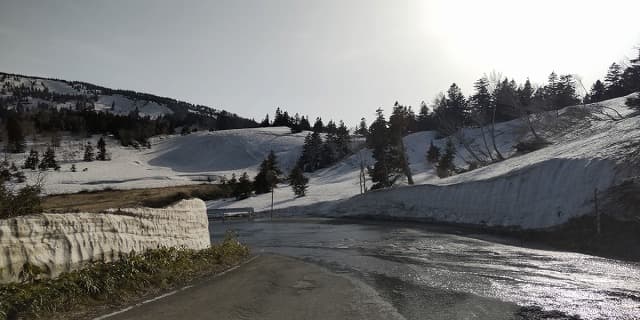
[211,218,640,320]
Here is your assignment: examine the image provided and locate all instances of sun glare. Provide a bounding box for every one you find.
[418,0,640,83]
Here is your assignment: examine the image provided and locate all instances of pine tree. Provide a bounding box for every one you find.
[436,139,456,178]
[388,103,414,184]
[39,147,59,171]
[588,80,607,103]
[312,117,324,133]
[235,172,252,200]
[367,108,403,189]
[297,132,323,172]
[299,116,312,131]
[604,63,625,98]
[5,115,25,153]
[97,137,108,161]
[356,118,368,136]
[416,102,435,131]
[229,173,238,185]
[23,150,39,170]
[253,150,281,194]
[434,83,467,134]
[70,164,77,172]
[624,48,640,98]
[260,114,270,127]
[518,79,534,108]
[84,142,95,162]
[335,120,351,158]
[470,76,493,124]
[492,78,520,121]
[426,141,440,163]
[289,165,309,197]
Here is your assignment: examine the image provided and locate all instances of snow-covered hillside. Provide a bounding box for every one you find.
[7,94,639,229]
[0,73,225,120]
[11,127,305,194]
[211,95,640,229]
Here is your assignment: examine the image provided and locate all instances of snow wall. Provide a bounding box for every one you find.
[279,158,618,229]
[0,199,210,283]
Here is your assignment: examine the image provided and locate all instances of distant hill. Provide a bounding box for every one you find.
[0,72,258,136]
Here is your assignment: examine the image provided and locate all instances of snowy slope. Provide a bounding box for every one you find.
[7,90,638,229]
[212,95,640,229]
[10,127,306,195]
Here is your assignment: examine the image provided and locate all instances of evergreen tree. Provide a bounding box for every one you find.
[229,173,238,185]
[289,165,309,197]
[297,132,323,172]
[470,76,493,124]
[518,79,534,108]
[415,102,436,131]
[556,75,580,108]
[5,115,25,153]
[434,83,467,134]
[335,120,351,158]
[388,103,414,184]
[235,172,252,200]
[38,147,59,171]
[23,149,39,170]
[604,63,625,98]
[426,141,440,163]
[367,108,403,189]
[588,80,607,103]
[83,142,95,161]
[623,49,640,95]
[312,117,324,133]
[299,116,312,131]
[436,139,456,178]
[356,117,368,136]
[626,50,640,108]
[96,137,107,161]
[290,113,302,133]
[253,150,281,194]
[70,164,77,172]
[492,78,520,121]
[260,114,271,127]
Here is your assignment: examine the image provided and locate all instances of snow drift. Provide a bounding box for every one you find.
[0,199,210,283]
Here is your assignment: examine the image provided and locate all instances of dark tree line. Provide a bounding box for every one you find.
[588,49,640,103]
[0,72,259,149]
[296,120,351,172]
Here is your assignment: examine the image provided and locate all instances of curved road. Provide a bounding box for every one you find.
[210,218,640,320]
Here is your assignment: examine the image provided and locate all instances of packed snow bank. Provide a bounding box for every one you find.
[0,199,210,283]
[313,158,616,228]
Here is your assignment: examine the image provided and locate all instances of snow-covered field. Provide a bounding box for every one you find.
[8,94,639,229]
[10,127,305,195]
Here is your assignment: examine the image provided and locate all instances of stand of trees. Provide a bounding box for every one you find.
[296,121,351,172]
[0,72,259,149]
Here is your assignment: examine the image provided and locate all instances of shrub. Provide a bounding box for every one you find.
[0,232,249,320]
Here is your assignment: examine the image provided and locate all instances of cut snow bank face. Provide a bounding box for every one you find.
[0,199,210,283]
[316,158,616,229]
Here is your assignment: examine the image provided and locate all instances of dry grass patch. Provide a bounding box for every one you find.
[42,184,231,213]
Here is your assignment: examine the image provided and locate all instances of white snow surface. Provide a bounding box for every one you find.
[210,95,640,229]
[10,127,306,195]
[7,95,640,229]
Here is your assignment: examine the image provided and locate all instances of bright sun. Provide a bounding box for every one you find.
[417,0,640,84]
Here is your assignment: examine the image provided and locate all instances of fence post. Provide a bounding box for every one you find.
[594,188,600,236]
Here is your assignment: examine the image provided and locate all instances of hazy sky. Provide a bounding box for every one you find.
[1,0,639,125]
